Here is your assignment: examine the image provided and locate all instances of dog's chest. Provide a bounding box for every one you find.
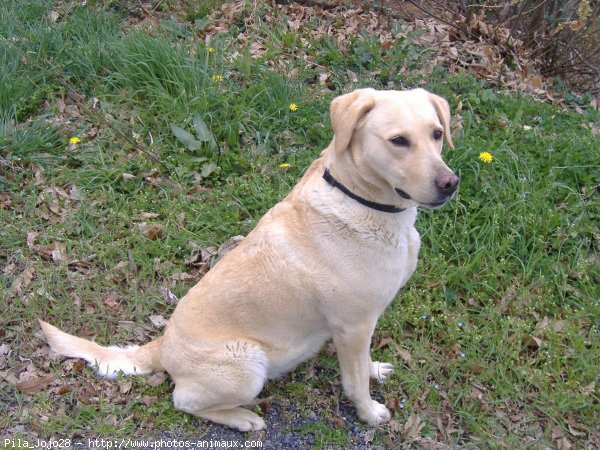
[319,211,421,311]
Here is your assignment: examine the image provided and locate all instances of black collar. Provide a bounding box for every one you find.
[322,168,405,214]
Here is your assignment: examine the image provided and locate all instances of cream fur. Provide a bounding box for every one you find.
[39,88,458,432]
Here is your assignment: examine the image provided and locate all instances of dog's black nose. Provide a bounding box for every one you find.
[435,173,459,196]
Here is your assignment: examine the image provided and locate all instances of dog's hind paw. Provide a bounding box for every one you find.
[370,361,394,383]
[236,413,266,432]
[201,407,266,432]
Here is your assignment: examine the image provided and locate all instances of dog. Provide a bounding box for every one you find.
[40,88,459,431]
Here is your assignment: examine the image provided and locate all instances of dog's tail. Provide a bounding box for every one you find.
[39,320,164,379]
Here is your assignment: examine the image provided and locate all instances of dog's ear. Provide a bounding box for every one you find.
[429,93,454,150]
[330,89,376,154]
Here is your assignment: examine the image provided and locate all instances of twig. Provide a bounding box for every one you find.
[468,0,521,9]
[404,0,480,41]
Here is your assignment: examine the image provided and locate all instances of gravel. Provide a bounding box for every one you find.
[151,397,384,450]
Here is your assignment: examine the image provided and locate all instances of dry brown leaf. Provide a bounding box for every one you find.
[535,316,549,330]
[581,381,596,396]
[102,292,121,311]
[143,395,159,406]
[26,231,38,251]
[146,371,168,387]
[140,212,159,219]
[385,396,400,412]
[402,414,425,440]
[177,212,186,228]
[9,266,35,298]
[396,347,415,369]
[363,428,375,444]
[119,381,132,395]
[16,374,55,394]
[3,263,16,275]
[49,242,68,262]
[148,315,167,328]
[159,286,179,304]
[215,235,244,264]
[521,333,543,349]
[445,342,462,359]
[171,270,198,282]
[0,193,12,210]
[553,320,566,333]
[250,397,271,417]
[389,418,403,433]
[58,385,74,395]
[568,423,588,437]
[330,416,345,429]
[69,185,84,201]
[139,223,164,240]
[555,435,574,450]
[468,363,483,375]
[326,342,336,356]
[373,334,393,351]
[467,386,485,402]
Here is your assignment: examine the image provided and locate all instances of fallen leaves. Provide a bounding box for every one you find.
[138,222,165,240]
[198,0,598,105]
[553,426,574,450]
[158,286,179,304]
[36,184,85,224]
[0,344,11,372]
[148,314,168,328]
[396,347,414,368]
[3,361,55,393]
[521,333,544,350]
[182,235,245,281]
[146,371,168,387]
[16,374,56,394]
[203,2,409,79]
[102,291,122,313]
[402,414,425,441]
[140,395,158,407]
[8,266,35,298]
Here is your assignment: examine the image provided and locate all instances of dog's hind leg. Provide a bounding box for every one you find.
[197,408,266,431]
[170,341,268,431]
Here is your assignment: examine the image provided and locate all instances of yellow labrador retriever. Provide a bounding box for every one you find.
[40,88,459,431]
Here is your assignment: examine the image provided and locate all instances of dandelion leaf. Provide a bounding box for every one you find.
[193,114,217,149]
[171,125,200,151]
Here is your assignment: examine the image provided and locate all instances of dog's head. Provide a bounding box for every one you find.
[328,88,459,209]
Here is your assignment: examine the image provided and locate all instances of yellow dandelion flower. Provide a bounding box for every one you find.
[289,103,298,111]
[208,47,215,54]
[279,163,291,168]
[69,137,81,145]
[479,151,493,163]
[212,74,223,82]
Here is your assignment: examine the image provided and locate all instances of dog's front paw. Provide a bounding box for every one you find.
[370,361,394,383]
[358,400,391,426]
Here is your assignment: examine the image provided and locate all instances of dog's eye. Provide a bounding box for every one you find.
[433,129,443,141]
[390,136,410,147]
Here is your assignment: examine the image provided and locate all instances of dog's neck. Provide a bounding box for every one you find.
[322,168,405,213]
[323,147,409,214]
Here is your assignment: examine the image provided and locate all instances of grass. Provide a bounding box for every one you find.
[1,0,599,447]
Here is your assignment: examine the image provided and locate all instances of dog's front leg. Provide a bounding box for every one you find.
[332,324,391,425]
